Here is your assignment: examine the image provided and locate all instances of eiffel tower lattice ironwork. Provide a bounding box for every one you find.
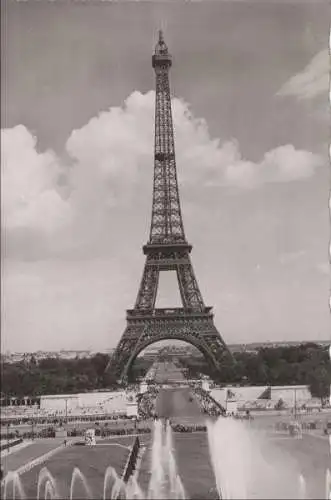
[107,31,229,383]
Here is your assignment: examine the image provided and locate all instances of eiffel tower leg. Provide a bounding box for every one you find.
[135,256,159,310]
[176,256,205,310]
[202,326,230,371]
[106,324,146,383]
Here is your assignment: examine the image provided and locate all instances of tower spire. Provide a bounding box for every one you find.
[150,30,185,245]
[154,29,168,56]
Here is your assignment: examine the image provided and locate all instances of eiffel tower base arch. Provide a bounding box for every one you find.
[106,310,228,384]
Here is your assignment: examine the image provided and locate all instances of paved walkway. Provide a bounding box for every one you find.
[156,387,204,422]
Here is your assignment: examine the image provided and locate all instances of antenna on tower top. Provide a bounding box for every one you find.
[154,29,169,58]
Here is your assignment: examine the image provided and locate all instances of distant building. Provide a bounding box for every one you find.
[1,341,327,364]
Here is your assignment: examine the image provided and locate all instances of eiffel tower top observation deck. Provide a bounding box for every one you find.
[145,30,191,255]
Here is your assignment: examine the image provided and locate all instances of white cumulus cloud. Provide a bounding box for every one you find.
[1,91,323,239]
[67,91,323,192]
[1,125,71,232]
[66,91,154,213]
[277,49,329,100]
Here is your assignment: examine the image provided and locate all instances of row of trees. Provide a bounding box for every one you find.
[2,353,110,398]
[1,353,154,398]
[1,343,330,400]
[179,343,330,400]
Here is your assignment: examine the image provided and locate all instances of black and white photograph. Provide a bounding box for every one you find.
[1,0,330,498]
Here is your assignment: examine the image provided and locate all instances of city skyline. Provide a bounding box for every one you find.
[1,0,330,352]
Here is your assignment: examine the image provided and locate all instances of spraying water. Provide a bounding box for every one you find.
[207,418,251,499]
[163,421,185,499]
[298,474,307,500]
[103,466,119,500]
[126,475,145,500]
[206,416,318,499]
[70,467,93,499]
[148,419,165,499]
[37,467,59,500]
[147,419,186,499]
[326,469,331,500]
[45,481,54,500]
[2,471,26,500]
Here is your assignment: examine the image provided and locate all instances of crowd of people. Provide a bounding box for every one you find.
[137,386,159,419]
[1,422,153,442]
[171,423,207,433]
[275,419,330,434]
[192,386,225,417]
[1,410,135,428]
[1,393,131,427]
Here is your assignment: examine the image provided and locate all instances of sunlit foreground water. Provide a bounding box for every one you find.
[2,418,331,500]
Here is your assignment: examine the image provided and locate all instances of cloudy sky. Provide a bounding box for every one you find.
[1,0,330,353]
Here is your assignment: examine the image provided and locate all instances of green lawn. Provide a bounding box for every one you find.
[2,440,132,499]
[1,439,63,475]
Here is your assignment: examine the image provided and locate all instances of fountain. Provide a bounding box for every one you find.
[126,476,144,500]
[326,469,331,500]
[147,419,165,498]
[207,418,252,499]
[147,419,185,499]
[326,435,331,500]
[1,409,330,499]
[206,416,321,499]
[2,471,26,500]
[70,467,93,499]
[37,467,59,500]
[103,466,121,500]
[298,474,307,500]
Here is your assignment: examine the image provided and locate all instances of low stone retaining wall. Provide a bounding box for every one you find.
[1,425,152,442]
[275,420,330,433]
[0,438,23,452]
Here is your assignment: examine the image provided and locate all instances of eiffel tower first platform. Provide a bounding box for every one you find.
[107,31,230,383]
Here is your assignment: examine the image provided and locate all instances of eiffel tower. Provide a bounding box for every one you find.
[107,31,230,383]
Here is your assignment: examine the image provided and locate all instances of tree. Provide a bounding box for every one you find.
[275,398,285,410]
[307,365,330,404]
